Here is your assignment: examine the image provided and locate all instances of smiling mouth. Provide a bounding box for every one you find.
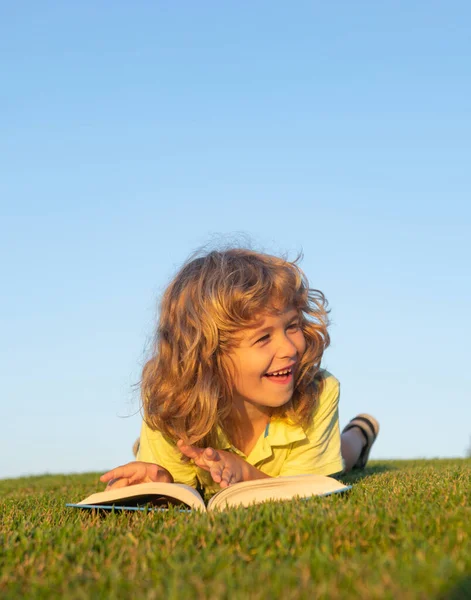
[264,367,293,378]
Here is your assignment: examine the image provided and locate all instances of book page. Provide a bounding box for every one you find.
[208,474,350,511]
[75,482,207,512]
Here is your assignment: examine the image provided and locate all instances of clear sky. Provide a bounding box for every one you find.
[1,1,470,479]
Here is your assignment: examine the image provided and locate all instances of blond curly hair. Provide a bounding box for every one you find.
[141,248,330,447]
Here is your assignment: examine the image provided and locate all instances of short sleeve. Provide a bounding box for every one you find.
[137,420,198,487]
[279,373,344,477]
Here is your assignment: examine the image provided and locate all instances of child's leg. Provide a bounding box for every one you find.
[341,427,367,471]
[341,414,379,472]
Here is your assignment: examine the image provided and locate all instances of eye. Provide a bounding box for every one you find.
[287,321,301,332]
[255,334,270,344]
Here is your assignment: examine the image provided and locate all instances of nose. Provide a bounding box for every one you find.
[276,332,298,359]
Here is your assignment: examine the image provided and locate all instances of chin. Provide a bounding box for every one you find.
[270,396,292,408]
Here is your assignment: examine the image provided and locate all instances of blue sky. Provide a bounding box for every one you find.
[1,1,470,479]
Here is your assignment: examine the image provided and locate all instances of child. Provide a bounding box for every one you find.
[101,248,379,493]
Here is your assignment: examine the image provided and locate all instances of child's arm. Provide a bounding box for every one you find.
[177,441,270,488]
[100,461,174,489]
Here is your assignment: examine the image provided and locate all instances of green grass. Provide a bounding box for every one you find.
[1,459,470,599]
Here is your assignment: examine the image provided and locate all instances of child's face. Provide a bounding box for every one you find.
[228,307,306,414]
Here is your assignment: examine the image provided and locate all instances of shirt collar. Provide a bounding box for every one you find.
[216,419,307,464]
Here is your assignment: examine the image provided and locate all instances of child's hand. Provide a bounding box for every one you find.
[177,440,255,488]
[100,461,174,489]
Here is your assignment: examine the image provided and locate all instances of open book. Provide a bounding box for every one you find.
[67,474,351,512]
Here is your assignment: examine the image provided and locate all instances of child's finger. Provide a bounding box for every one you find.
[178,442,222,470]
[130,463,172,484]
[100,465,132,482]
[177,440,203,460]
[203,447,220,461]
[200,449,223,473]
[128,464,147,483]
[100,470,116,482]
[209,463,224,483]
[100,462,154,484]
[106,477,132,489]
[219,466,234,488]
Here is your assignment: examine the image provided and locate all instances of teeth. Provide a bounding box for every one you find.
[267,368,292,377]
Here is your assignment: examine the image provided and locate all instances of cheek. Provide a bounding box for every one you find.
[227,354,250,389]
[296,331,307,355]
[231,356,265,391]
[220,352,239,391]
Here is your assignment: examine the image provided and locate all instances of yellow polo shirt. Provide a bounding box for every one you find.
[137,371,343,493]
